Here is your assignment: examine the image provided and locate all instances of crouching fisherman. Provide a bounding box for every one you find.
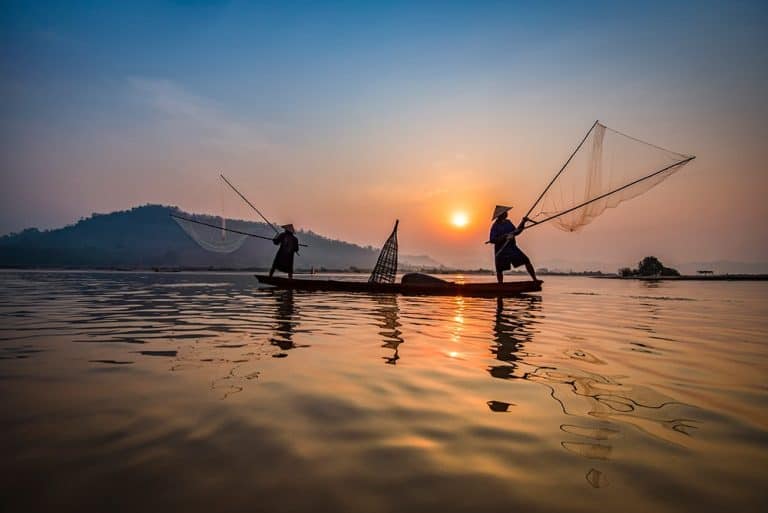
[269,224,300,279]
[489,205,538,283]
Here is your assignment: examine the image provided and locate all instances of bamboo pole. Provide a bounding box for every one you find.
[220,174,280,234]
[522,120,600,224]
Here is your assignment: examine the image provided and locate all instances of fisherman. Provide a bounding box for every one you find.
[269,224,300,279]
[489,205,538,283]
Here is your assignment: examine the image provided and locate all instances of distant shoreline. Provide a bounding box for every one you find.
[2,266,767,281]
[592,274,768,281]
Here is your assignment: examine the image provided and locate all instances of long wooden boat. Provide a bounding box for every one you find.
[255,273,542,297]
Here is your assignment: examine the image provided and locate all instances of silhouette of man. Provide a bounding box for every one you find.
[269,224,299,279]
[489,205,538,283]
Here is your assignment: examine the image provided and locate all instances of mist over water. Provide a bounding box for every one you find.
[0,271,766,512]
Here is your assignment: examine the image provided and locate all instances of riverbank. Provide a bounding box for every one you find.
[594,274,768,281]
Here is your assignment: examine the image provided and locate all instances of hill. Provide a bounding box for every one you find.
[0,204,412,270]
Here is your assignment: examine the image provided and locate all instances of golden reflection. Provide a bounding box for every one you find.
[449,297,466,345]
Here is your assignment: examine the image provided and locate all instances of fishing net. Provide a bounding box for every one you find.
[527,122,694,232]
[173,214,249,253]
[172,175,276,254]
[369,220,399,284]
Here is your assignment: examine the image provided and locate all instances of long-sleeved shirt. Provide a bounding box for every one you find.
[490,219,518,254]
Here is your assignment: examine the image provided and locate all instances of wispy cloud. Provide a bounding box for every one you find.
[128,77,275,154]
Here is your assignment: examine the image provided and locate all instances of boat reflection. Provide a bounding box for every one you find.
[483,296,540,410]
[488,296,541,380]
[270,290,301,355]
[373,294,403,364]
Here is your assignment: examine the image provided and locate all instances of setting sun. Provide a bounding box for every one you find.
[451,211,469,228]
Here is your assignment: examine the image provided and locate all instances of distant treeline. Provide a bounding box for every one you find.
[619,256,680,277]
[0,204,393,270]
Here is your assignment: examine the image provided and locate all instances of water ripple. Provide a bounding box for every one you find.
[0,271,766,512]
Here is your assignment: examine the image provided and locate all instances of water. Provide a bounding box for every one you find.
[0,271,766,512]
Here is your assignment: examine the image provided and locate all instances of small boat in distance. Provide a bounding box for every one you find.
[255,273,542,297]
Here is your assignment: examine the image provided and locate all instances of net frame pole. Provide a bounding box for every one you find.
[220,174,280,234]
[522,120,600,223]
[170,213,309,246]
[523,156,695,230]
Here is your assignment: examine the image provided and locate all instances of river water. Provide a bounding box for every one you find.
[0,271,766,512]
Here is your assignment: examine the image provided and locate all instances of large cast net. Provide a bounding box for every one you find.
[526,122,694,232]
[172,175,280,254]
[173,213,249,253]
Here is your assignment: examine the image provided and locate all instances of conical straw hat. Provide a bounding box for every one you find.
[491,205,512,220]
[281,224,295,233]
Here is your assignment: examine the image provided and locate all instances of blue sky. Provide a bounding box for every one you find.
[1,1,767,266]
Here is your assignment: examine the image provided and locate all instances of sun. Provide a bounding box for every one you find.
[450,211,469,228]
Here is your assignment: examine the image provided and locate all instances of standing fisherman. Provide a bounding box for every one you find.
[489,205,538,283]
[269,224,300,279]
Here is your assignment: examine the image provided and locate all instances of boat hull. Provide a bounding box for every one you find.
[254,275,541,297]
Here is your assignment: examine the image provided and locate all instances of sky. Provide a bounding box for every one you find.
[1,0,767,269]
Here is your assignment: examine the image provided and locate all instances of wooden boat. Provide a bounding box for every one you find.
[255,273,542,297]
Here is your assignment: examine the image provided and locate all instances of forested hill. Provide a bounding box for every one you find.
[0,204,437,270]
